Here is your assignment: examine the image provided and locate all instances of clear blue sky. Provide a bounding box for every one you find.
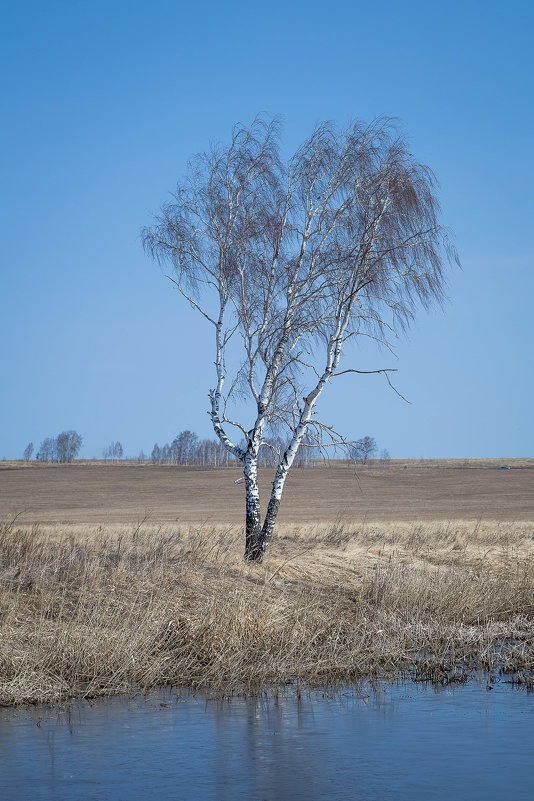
[1,0,533,459]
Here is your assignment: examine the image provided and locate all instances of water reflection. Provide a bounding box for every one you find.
[1,682,533,800]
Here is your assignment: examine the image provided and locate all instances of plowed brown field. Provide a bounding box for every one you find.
[1,459,532,524]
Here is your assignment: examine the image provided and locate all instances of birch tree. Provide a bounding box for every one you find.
[350,435,377,464]
[143,116,457,562]
[23,442,34,461]
[56,431,82,463]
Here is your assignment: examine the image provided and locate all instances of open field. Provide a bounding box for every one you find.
[1,459,532,705]
[1,458,533,525]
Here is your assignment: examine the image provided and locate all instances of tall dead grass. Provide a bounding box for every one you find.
[0,516,533,705]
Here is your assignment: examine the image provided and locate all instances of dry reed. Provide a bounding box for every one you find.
[1,516,533,705]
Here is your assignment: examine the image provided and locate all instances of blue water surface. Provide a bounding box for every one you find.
[1,681,533,800]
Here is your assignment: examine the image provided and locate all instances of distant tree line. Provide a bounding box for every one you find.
[151,431,331,468]
[151,430,233,466]
[21,430,388,466]
[29,431,83,463]
[256,435,315,468]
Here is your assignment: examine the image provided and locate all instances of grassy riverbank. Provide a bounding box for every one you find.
[1,517,533,705]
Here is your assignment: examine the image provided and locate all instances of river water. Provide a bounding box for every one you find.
[1,681,533,800]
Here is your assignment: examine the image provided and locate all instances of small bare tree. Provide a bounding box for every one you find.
[350,435,377,465]
[379,448,391,467]
[23,442,34,462]
[37,437,56,462]
[143,116,456,561]
[56,431,82,463]
[361,436,377,463]
[104,441,123,462]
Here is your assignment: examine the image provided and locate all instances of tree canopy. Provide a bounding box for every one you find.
[143,116,457,559]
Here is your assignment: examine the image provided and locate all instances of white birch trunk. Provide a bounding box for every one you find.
[243,451,261,559]
[257,312,350,557]
[243,416,266,560]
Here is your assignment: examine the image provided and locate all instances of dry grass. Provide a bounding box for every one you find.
[1,516,533,705]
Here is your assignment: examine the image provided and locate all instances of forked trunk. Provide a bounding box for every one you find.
[244,463,287,563]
